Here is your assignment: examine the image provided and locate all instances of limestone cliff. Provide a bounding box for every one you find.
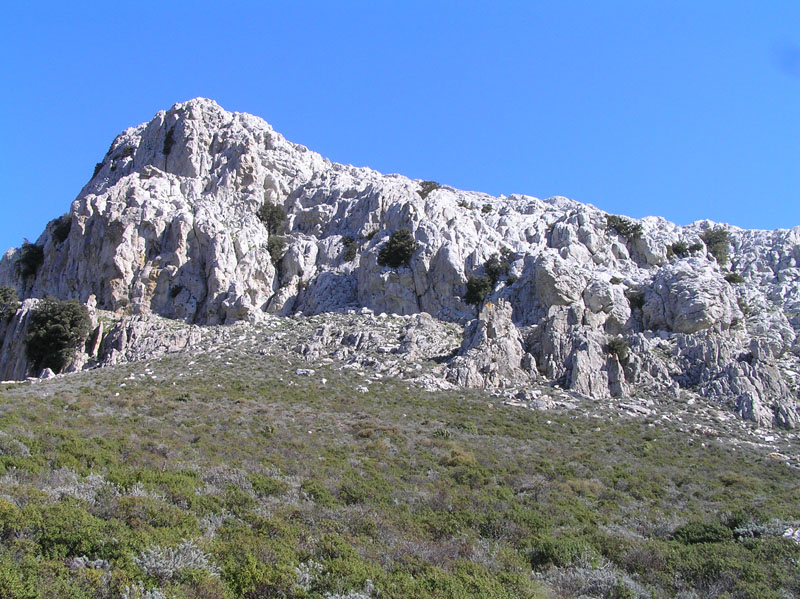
[1,98,798,427]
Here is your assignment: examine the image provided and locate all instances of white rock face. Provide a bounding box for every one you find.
[1,98,799,427]
[447,299,534,388]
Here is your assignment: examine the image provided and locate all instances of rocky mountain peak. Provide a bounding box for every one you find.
[1,99,799,428]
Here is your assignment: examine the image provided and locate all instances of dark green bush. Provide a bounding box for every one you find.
[49,215,72,244]
[248,473,288,497]
[464,276,493,307]
[257,202,287,234]
[725,272,745,284]
[0,286,19,321]
[342,235,358,262]
[701,228,730,265]
[606,215,642,240]
[482,203,493,214]
[15,241,43,279]
[418,180,441,199]
[668,241,689,258]
[24,298,91,373]
[163,126,175,155]
[484,254,510,286]
[688,242,704,253]
[300,479,337,507]
[530,534,592,568]
[267,236,286,265]
[673,520,733,544]
[607,337,630,361]
[32,500,110,558]
[627,290,645,310]
[377,228,416,268]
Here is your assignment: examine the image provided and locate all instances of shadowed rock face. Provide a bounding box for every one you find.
[1,98,799,427]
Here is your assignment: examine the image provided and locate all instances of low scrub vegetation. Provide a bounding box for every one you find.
[0,335,796,598]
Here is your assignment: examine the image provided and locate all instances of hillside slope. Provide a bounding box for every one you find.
[0,335,797,598]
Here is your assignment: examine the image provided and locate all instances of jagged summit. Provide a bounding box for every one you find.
[1,99,799,428]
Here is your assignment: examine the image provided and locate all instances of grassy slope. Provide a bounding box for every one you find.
[0,342,797,599]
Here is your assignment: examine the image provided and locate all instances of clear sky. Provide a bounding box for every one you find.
[1,1,798,253]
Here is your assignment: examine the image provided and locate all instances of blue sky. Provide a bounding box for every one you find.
[1,1,798,253]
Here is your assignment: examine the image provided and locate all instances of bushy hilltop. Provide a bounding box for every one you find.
[1,98,799,428]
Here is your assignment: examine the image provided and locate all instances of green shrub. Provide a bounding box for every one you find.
[607,337,630,361]
[32,500,110,559]
[247,473,288,497]
[15,241,43,279]
[301,479,337,507]
[688,242,704,253]
[672,520,734,544]
[24,297,91,373]
[342,235,358,262]
[626,290,645,310]
[163,126,175,155]
[377,228,416,268]
[737,297,753,316]
[668,241,689,258]
[482,203,493,214]
[464,276,492,307]
[50,215,72,244]
[530,534,592,568]
[267,236,286,265]
[0,287,19,321]
[418,180,441,199]
[605,215,642,240]
[484,254,510,286]
[725,272,744,284]
[257,202,287,234]
[701,228,730,265]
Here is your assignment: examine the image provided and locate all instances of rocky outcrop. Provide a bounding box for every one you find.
[1,98,798,427]
[0,299,40,380]
[447,299,534,388]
